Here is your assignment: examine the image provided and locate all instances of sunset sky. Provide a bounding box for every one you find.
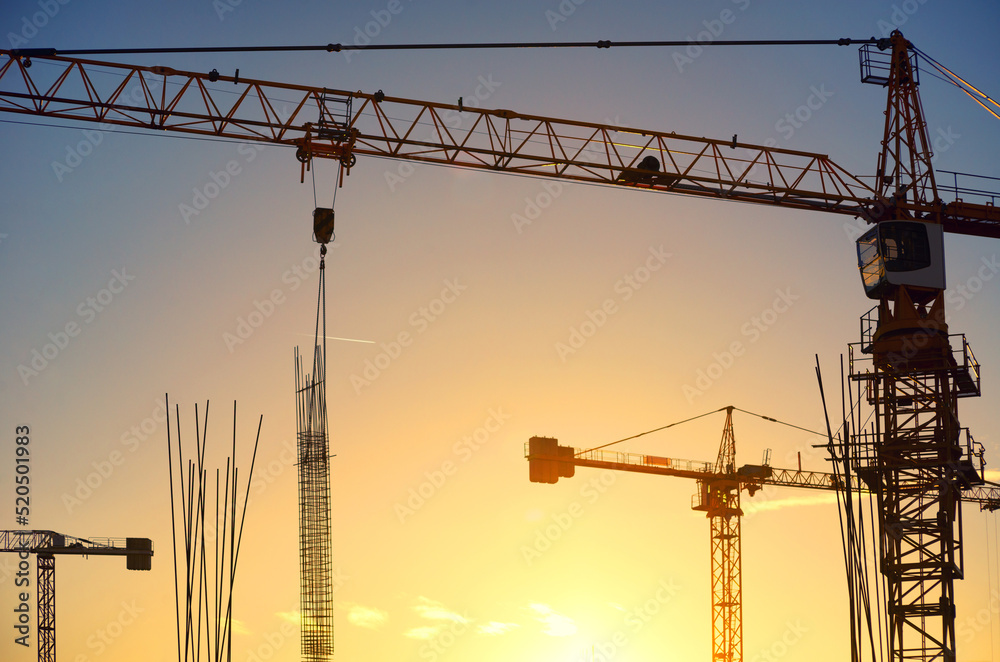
[2,1,1000,661]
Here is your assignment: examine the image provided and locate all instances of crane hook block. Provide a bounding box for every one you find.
[313,208,336,245]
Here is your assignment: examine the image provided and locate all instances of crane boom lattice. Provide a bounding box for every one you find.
[0,530,153,662]
[2,50,998,238]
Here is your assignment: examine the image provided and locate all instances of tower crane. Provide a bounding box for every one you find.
[0,530,153,662]
[2,29,999,662]
[526,407,1000,662]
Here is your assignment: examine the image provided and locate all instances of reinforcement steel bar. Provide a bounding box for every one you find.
[295,346,334,662]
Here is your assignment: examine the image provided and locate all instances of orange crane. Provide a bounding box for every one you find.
[2,30,999,661]
[527,407,1000,662]
[1,37,995,232]
[0,530,153,662]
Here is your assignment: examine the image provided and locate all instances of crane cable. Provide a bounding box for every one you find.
[913,46,1000,122]
[9,37,880,59]
[310,160,324,384]
[576,407,727,456]
[312,240,327,383]
[310,160,342,386]
[731,406,829,438]
[577,405,833,457]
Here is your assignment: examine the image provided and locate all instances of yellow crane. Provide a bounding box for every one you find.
[527,406,1000,661]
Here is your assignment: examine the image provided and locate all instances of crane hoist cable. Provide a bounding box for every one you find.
[311,240,327,379]
[310,161,341,378]
[299,173,338,658]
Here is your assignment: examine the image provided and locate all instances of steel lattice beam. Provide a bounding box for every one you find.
[709,511,742,662]
[705,410,743,662]
[875,37,939,214]
[2,50,998,236]
[874,369,963,662]
[37,554,55,662]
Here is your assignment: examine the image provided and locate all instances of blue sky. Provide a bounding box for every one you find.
[2,1,1000,661]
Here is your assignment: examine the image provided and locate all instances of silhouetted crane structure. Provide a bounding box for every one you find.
[527,407,1000,662]
[2,29,999,662]
[0,530,152,662]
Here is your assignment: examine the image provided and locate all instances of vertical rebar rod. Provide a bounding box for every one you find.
[214,468,221,662]
[296,339,334,660]
[218,460,230,662]
[167,397,184,662]
[229,401,237,662]
[226,415,262,662]
[167,400,261,662]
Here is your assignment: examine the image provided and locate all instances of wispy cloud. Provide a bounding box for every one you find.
[405,625,441,640]
[231,619,251,635]
[743,493,839,514]
[403,597,470,640]
[346,603,389,629]
[276,611,300,625]
[407,596,519,638]
[477,621,520,636]
[526,603,577,637]
[414,596,468,624]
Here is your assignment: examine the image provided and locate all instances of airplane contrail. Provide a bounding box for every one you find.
[297,333,375,344]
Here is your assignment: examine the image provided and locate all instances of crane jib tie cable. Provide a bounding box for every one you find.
[9,38,882,58]
[576,406,827,457]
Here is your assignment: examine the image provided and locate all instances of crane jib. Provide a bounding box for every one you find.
[1,49,996,238]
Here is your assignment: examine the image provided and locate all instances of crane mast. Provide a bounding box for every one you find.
[853,31,983,661]
[693,409,742,662]
[526,408,1000,662]
[0,530,153,662]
